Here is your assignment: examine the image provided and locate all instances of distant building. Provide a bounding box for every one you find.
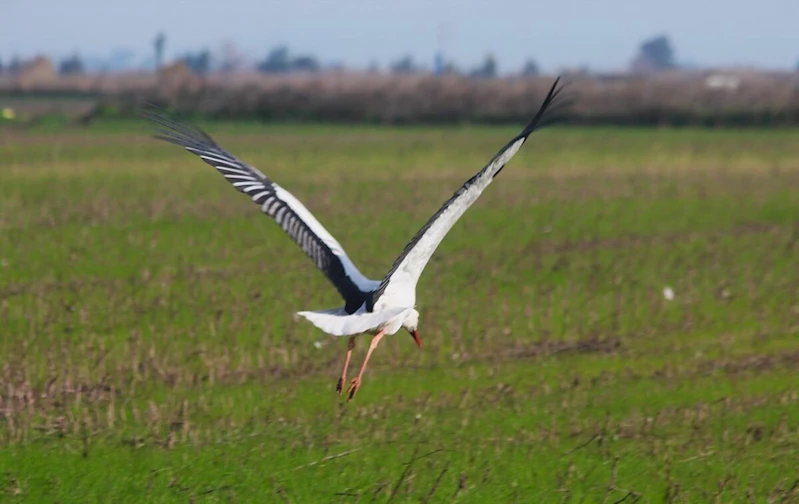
[705,74,741,91]
[16,56,57,89]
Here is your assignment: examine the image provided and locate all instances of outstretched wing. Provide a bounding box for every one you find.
[144,109,378,313]
[370,78,565,310]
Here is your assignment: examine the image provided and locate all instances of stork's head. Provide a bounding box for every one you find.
[402,309,422,348]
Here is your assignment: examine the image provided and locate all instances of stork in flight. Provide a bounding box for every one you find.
[146,77,564,401]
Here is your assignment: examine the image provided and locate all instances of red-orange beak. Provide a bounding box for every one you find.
[411,329,422,349]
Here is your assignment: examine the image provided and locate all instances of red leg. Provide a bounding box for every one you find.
[336,336,356,395]
[347,330,385,401]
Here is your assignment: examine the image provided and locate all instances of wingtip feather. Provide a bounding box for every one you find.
[140,104,217,149]
[518,76,568,139]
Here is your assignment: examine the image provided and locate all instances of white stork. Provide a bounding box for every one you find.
[146,77,564,400]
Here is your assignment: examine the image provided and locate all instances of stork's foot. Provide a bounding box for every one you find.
[346,377,362,402]
[336,377,344,395]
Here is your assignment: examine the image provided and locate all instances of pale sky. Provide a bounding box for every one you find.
[2,0,798,72]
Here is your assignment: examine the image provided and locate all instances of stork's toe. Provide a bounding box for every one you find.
[346,378,362,401]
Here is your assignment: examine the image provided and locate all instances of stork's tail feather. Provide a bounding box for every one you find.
[295,306,413,337]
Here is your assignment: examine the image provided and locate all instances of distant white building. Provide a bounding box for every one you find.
[705,74,741,91]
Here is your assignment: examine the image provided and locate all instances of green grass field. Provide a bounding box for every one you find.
[2,120,799,502]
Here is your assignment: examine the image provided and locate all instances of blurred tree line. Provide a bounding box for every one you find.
[2,32,797,78]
